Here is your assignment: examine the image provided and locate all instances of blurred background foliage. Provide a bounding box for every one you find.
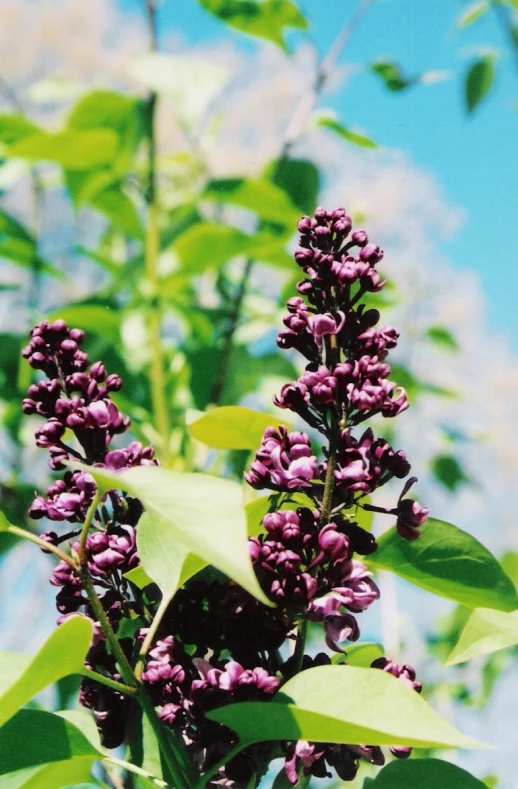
[0,0,517,786]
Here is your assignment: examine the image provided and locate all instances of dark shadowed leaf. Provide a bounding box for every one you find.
[368,758,487,788]
[430,454,469,492]
[318,118,377,149]
[0,709,99,775]
[465,56,495,112]
[369,518,518,612]
[371,61,416,92]
[266,158,320,214]
[197,0,308,51]
[207,665,482,749]
[446,608,518,666]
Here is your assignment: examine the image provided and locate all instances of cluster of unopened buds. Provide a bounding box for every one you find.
[23,208,429,787]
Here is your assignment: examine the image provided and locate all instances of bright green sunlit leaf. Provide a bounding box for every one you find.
[369,518,518,612]
[446,607,518,666]
[208,665,484,750]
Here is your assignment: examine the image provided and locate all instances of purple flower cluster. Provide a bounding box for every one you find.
[22,209,429,787]
[23,320,157,747]
[243,207,428,783]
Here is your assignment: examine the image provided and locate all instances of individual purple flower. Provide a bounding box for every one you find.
[29,471,97,523]
[245,427,318,492]
[86,525,138,575]
[371,656,422,693]
[395,477,429,540]
[284,741,326,785]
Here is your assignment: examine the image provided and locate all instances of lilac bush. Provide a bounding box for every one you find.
[22,208,430,787]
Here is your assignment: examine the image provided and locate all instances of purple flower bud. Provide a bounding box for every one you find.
[307,312,345,343]
[352,230,368,246]
[35,418,66,448]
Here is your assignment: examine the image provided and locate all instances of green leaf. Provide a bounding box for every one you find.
[431,454,469,492]
[457,1,490,29]
[500,551,518,588]
[174,223,292,272]
[0,758,96,789]
[426,325,459,351]
[0,210,40,270]
[371,61,416,92]
[465,56,495,112]
[203,178,300,226]
[90,184,143,239]
[368,758,487,788]
[190,406,290,450]
[266,158,320,214]
[343,642,384,667]
[207,665,483,749]
[245,496,272,538]
[67,90,144,173]
[317,118,377,149]
[369,518,518,612]
[9,130,119,170]
[46,305,121,346]
[197,0,308,52]
[0,709,99,775]
[124,565,154,589]
[0,115,40,145]
[85,465,271,606]
[137,511,206,596]
[0,616,93,727]
[129,53,228,127]
[446,608,518,665]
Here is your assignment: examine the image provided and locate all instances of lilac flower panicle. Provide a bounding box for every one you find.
[23,208,430,786]
[243,207,428,784]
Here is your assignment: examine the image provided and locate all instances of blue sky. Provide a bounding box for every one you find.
[124,0,518,349]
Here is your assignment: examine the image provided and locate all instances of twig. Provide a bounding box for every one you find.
[209,258,253,405]
[209,0,374,405]
[143,0,172,462]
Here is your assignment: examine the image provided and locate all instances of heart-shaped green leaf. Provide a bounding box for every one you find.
[446,607,518,665]
[369,519,518,611]
[367,757,487,788]
[0,617,93,727]
[208,665,483,750]
[190,406,290,450]
[86,466,271,606]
